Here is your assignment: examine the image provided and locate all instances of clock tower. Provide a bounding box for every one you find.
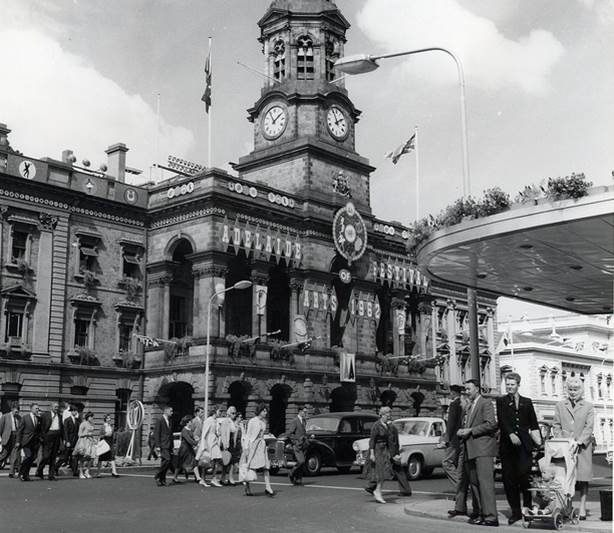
[234,0,374,212]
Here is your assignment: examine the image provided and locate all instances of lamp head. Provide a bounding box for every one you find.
[232,280,252,291]
[334,54,379,75]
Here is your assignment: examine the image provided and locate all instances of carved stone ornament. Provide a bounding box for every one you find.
[39,212,58,230]
[332,202,367,265]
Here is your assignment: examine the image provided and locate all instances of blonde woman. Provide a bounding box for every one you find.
[240,403,274,497]
[553,377,594,520]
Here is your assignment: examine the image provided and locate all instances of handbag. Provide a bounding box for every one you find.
[221,450,232,466]
[95,439,110,457]
[239,463,257,482]
[198,451,211,467]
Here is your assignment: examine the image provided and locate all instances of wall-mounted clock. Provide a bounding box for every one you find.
[326,105,349,140]
[262,105,288,139]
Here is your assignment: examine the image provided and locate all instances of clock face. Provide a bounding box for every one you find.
[327,106,348,140]
[262,105,287,139]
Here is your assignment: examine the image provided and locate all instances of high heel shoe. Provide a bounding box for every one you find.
[265,488,275,497]
[111,473,120,478]
[244,482,253,496]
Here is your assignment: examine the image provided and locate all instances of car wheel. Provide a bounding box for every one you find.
[406,455,423,481]
[336,465,352,474]
[305,451,322,476]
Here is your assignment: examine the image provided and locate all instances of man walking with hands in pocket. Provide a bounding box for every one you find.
[287,405,308,485]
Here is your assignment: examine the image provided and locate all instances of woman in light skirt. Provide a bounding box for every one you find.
[239,403,274,497]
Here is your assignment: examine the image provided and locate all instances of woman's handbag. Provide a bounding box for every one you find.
[238,462,257,482]
[95,439,110,457]
[198,451,211,467]
[221,450,232,466]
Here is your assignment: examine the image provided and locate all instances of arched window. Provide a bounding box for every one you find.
[225,253,253,337]
[297,35,314,80]
[169,239,194,339]
[273,40,286,81]
[267,263,290,341]
[325,38,339,82]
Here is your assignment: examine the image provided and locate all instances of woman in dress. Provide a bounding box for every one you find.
[172,415,205,485]
[366,406,393,504]
[553,376,594,519]
[73,412,97,479]
[197,406,223,487]
[240,403,274,497]
[95,414,119,478]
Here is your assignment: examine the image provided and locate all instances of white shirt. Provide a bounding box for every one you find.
[10,413,16,432]
[50,413,60,431]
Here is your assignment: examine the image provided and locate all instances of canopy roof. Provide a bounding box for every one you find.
[418,187,614,315]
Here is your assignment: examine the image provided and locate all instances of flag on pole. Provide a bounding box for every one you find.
[201,47,212,113]
[385,133,416,164]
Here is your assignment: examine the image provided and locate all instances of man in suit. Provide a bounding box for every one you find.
[365,417,412,497]
[60,405,80,477]
[0,402,21,478]
[457,379,499,527]
[497,372,541,525]
[287,405,308,485]
[15,403,41,481]
[36,401,64,480]
[440,384,464,488]
[153,406,174,486]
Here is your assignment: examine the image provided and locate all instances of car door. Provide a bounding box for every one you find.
[336,417,362,464]
[429,421,446,466]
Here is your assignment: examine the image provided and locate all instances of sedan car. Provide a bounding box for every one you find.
[353,417,447,480]
[268,411,379,476]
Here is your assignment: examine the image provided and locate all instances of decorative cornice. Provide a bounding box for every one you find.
[150,206,226,229]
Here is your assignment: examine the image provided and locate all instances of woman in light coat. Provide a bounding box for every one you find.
[197,406,223,487]
[553,376,594,519]
[239,403,274,497]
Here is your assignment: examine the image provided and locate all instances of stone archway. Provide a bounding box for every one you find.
[155,381,194,431]
[330,383,356,412]
[228,380,252,417]
[269,383,292,436]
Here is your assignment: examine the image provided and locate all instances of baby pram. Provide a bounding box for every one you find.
[522,438,579,530]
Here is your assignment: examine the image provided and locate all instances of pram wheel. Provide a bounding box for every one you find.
[552,511,563,530]
[570,509,579,525]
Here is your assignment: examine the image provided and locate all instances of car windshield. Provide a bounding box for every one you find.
[305,417,339,432]
[393,420,430,437]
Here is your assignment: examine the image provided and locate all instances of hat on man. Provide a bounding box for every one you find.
[450,384,464,393]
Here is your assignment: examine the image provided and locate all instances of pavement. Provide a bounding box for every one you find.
[399,496,612,533]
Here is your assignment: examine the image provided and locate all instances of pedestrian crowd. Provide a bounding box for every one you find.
[0,401,120,481]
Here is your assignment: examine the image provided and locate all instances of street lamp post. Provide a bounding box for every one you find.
[335,48,470,196]
[335,48,481,386]
[204,280,252,416]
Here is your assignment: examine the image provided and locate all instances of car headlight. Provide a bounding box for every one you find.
[352,442,360,452]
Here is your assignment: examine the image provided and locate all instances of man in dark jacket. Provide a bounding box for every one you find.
[15,403,41,481]
[440,384,464,487]
[153,406,174,486]
[60,405,80,476]
[497,372,541,525]
[0,402,21,478]
[36,402,64,480]
[287,405,308,485]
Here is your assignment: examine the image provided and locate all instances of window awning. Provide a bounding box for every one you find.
[80,247,98,257]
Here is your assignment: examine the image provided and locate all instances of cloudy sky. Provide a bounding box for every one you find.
[2,0,612,319]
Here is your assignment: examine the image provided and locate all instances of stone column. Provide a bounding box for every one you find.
[288,276,304,344]
[192,264,228,339]
[251,268,269,339]
[446,299,460,385]
[391,296,406,357]
[32,214,57,355]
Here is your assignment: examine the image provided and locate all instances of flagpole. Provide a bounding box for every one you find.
[155,92,161,183]
[207,36,212,169]
[414,125,420,220]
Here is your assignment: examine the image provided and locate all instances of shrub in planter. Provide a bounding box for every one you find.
[406,216,438,253]
[436,196,478,227]
[82,270,98,289]
[515,182,545,203]
[546,172,592,201]
[15,257,33,275]
[121,276,142,302]
[76,347,99,366]
[476,187,510,217]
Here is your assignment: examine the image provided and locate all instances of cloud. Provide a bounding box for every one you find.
[0,28,194,183]
[577,0,614,24]
[356,0,565,95]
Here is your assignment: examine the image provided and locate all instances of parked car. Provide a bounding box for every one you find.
[353,417,447,480]
[268,411,379,476]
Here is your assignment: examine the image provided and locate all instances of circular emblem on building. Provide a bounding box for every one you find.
[18,160,36,179]
[332,202,367,265]
[124,188,138,204]
[338,268,352,284]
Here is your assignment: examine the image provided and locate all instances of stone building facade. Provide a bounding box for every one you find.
[0,0,499,448]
